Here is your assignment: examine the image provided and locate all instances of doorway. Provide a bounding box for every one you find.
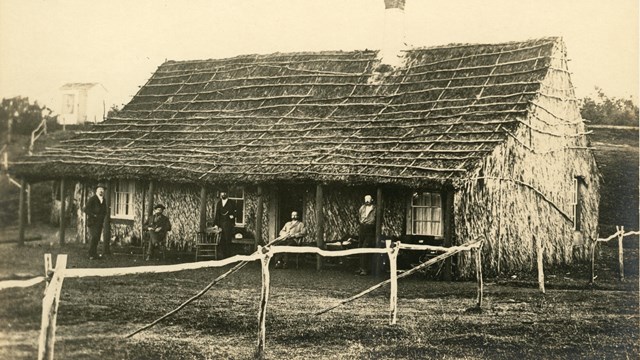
[277,186,306,232]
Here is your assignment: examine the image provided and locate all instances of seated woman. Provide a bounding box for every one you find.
[273,211,307,269]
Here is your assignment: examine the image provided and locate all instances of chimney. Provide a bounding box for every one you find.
[379,0,406,68]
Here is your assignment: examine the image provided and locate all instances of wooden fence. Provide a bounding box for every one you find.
[2,226,639,358]
[590,226,640,283]
[0,237,483,359]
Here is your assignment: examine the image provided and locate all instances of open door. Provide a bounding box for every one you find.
[276,186,306,234]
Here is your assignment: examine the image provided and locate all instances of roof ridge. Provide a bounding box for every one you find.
[161,37,560,66]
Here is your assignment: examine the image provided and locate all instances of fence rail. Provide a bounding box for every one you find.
[591,226,640,283]
[0,236,484,359]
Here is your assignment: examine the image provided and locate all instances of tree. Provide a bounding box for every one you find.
[580,87,639,126]
[0,96,45,140]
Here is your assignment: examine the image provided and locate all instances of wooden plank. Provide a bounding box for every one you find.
[59,179,65,246]
[37,254,67,360]
[315,184,324,271]
[17,178,27,247]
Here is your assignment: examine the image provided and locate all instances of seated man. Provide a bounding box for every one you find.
[144,204,172,261]
[274,211,307,269]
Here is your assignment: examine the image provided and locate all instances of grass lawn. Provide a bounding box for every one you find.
[0,224,638,359]
[588,126,639,235]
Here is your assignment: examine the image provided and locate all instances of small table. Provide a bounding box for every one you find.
[232,238,256,255]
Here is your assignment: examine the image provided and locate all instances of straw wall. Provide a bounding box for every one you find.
[302,185,405,244]
[454,41,600,277]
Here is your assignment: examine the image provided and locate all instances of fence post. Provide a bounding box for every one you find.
[474,244,484,308]
[256,246,272,360]
[535,235,545,294]
[18,178,27,247]
[590,239,597,284]
[37,254,67,360]
[386,240,400,325]
[617,226,624,281]
[43,254,52,294]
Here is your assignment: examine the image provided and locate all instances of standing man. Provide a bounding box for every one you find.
[274,211,307,269]
[84,183,107,260]
[357,194,376,276]
[144,204,172,261]
[213,190,237,258]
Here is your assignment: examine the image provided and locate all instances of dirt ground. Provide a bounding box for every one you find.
[0,224,637,360]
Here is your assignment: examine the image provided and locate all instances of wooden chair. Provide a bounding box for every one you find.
[195,227,221,261]
[143,230,167,261]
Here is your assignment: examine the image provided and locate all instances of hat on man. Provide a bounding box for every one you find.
[96,183,107,190]
[153,204,166,210]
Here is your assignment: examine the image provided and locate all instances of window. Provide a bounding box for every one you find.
[228,187,245,226]
[410,192,443,237]
[572,176,582,231]
[63,94,75,114]
[111,180,135,220]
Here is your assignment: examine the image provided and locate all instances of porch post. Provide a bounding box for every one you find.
[146,181,155,220]
[18,178,27,247]
[315,184,324,271]
[102,181,111,255]
[443,190,454,280]
[375,187,384,276]
[199,186,208,232]
[256,185,263,246]
[59,179,66,245]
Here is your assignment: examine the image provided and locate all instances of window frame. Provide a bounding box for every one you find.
[572,176,582,231]
[228,187,246,227]
[408,191,444,238]
[110,180,136,220]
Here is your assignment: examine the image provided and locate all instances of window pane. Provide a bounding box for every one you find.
[411,191,443,236]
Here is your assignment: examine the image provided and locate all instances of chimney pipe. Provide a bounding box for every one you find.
[380,0,406,67]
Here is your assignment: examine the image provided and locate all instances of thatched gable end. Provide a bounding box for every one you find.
[14,38,561,188]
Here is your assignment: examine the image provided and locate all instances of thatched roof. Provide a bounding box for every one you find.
[13,37,571,188]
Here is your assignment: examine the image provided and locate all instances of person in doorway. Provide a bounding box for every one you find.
[144,204,172,261]
[357,194,376,275]
[213,190,237,258]
[84,183,107,260]
[274,211,307,269]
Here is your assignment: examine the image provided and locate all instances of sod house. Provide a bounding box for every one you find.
[12,36,600,276]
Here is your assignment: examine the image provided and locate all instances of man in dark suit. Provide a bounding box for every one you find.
[213,190,237,258]
[144,203,172,261]
[84,183,108,260]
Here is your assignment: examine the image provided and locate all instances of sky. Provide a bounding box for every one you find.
[0,0,637,112]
